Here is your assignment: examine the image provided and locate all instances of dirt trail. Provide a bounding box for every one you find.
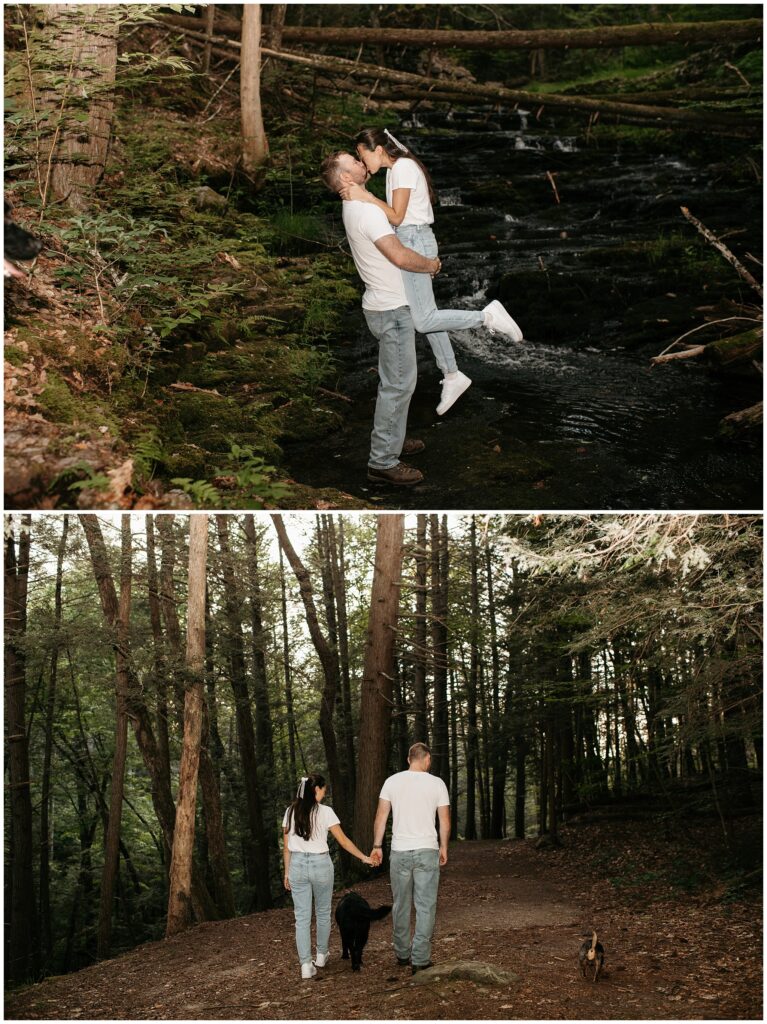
[5,837,761,1020]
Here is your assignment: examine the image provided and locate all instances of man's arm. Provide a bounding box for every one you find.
[375,234,440,275]
[437,806,450,866]
[370,798,392,865]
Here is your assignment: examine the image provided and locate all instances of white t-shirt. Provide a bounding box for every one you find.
[386,157,434,226]
[342,200,408,312]
[282,802,340,853]
[379,770,450,852]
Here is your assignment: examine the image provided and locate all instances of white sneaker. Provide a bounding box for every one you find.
[482,299,523,341]
[314,951,329,968]
[436,370,472,415]
[301,962,317,980]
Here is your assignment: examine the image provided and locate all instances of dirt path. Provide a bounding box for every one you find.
[5,837,761,1020]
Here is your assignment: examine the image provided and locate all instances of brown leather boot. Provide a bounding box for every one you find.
[367,462,424,486]
[401,438,425,456]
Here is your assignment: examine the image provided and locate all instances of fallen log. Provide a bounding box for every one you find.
[156,13,763,51]
[164,25,762,137]
[681,207,763,298]
[719,401,762,436]
[651,328,762,369]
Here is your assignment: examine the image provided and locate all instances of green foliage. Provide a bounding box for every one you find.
[169,476,221,507]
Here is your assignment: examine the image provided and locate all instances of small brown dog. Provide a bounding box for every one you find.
[578,930,604,981]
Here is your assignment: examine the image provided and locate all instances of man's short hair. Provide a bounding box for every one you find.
[319,151,348,193]
[408,742,431,762]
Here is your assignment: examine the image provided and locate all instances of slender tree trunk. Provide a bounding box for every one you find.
[5,515,36,982]
[167,515,208,936]
[145,517,171,796]
[465,517,480,841]
[215,516,272,910]
[412,515,429,745]
[272,514,349,826]
[266,3,288,49]
[354,515,406,850]
[449,668,459,840]
[486,541,506,838]
[329,517,356,805]
[39,515,68,966]
[278,544,298,783]
[95,515,132,958]
[430,515,450,786]
[240,4,269,174]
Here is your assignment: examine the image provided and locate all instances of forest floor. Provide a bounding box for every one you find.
[6,817,762,1021]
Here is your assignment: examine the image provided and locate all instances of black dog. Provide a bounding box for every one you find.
[578,930,605,981]
[5,200,42,277]
[335,891,392,971]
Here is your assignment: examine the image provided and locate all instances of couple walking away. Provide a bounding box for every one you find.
[320,126,524,487]
[282,742,450,978]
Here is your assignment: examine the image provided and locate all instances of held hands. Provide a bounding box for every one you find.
[369,847,383,867]
[361,855,374,867]
[338,182,370,202]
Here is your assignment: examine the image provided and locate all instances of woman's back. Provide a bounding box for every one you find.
[387,157,433,226]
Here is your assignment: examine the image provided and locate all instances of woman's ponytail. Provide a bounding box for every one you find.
[286,772,326,841]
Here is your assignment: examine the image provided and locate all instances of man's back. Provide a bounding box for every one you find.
[380,770,450,852]
[342,200,407,312]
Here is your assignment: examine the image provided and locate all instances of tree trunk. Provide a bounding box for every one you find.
[354,515,406,850]
[215,516,272,910]
[160,14,763,50]
[95,515,132,959]
[464,517,480,841]
[278,544,298,784]
[240,4,269,175]
[37,5,119,208]
[39,514,68,967]
[449,668,459,840]
[430,515,450,786]
[5,515,36,982]
[166,515,208,937]
[145,517,171,798]
[329,517,356,805]
[272,514,350,826]
[412,515,429,745]
[267,3,288,49]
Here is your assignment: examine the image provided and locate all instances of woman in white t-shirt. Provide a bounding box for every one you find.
[339,126,524,417]
[282,772,372,979]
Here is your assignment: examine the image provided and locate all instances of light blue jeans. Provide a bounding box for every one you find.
[390,848,441,967]
[288,851,334,965]
[396,224,484,374]
[363,305,417,469]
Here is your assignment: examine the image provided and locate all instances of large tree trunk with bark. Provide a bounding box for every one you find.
[240,4,269,175]
[412,516,429,745]
[94,515,132,959]
[354,515,406,850]
[36,5,119,208]
[430,515,450,787]
[5,515,36,982]
[166,515,208,937]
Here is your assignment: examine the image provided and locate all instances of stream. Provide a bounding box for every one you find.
[284,107,762,510]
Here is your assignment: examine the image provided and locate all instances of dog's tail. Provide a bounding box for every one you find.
[367,904,392,921]
[587,931,598,960]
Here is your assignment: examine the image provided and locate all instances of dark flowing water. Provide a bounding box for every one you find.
[286,108,762,510]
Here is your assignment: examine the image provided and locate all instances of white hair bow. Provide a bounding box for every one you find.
[297,776,308,798]
[384,127,408,153]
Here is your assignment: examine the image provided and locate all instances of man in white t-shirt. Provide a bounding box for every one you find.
[369,742,450,974]
[320,151,442,487]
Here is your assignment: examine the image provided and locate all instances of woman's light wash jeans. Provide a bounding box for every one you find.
[390,848,441,967]
[363,305,417,469]
[288,851,334,965]
[396,224,484,374]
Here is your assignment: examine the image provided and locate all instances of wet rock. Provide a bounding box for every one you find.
[411,960,520,987]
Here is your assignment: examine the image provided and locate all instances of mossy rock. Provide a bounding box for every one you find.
[277,397,343,442]
[160,443,216,480]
